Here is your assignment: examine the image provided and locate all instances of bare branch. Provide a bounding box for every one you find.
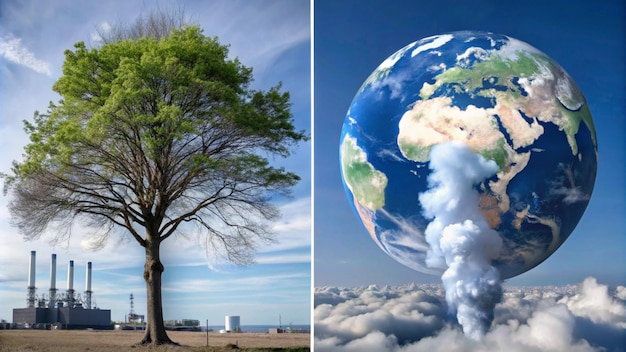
[95,6,191,44]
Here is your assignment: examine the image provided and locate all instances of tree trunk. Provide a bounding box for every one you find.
[140,239,176,345]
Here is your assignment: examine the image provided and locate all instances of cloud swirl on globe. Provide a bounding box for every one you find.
[340,31,597,337]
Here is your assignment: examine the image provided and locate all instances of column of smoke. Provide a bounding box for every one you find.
[419,141,503,340]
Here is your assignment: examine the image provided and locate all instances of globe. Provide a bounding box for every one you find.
[340,31,597,279]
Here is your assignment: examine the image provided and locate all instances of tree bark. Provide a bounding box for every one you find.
[140,239,176,345]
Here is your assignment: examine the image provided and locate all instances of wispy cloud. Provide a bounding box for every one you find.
[90,21,111,44]
[256,252,310,265]
[0,34,51,75]
[163,272,309,294]
[190,0,309,77]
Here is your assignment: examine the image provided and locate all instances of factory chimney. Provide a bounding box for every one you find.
[49,254,57,308]
[66,260,75,305]
[85,262,92,309]
[27,251,36,308]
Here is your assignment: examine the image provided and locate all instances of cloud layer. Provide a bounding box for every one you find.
[314,277,626,351]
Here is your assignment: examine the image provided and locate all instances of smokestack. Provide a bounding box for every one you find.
[49,254,57,308]
[28,251,36,288]
[85,262,92,292]
[50,254,57,289]
[66,260,75,305]
[27,251,36,308]
[67,260,74,291]
[85,262,92,309]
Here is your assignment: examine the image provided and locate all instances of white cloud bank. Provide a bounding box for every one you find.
[314,277,626,352]
[0,34,51,75]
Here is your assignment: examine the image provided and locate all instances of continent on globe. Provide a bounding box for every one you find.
[340,31,597,279]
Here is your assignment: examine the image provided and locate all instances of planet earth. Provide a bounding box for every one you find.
[340,31,597,279]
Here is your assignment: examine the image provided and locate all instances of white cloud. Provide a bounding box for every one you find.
[552,185,591,204]
[188,0,309,78]
[376,148,405,163]
[157,196,310,272]
[314,277,626,351]
[0,34,51,75]
[89,21,111,43]
[164,272,309,294]
[558,277,626,328]
[616,286,626,300]
[256,252,310,264]
[265,196,311,251]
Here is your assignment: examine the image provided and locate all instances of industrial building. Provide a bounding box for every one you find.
[12,251,111,329]
[164,319,200,327]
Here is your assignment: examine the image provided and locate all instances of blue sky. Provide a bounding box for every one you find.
[314,0,625,288]
[0,0,310,325]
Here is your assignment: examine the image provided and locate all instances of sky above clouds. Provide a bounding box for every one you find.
[314,0,625,288]
[0,0,310,325]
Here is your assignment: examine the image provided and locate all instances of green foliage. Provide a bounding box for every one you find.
[4,25,307,249]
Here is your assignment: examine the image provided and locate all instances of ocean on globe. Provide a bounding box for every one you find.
[340,31,597,279]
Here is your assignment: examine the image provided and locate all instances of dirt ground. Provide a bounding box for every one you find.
[0,329,310,351]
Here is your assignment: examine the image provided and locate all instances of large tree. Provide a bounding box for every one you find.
[3,25,306,345]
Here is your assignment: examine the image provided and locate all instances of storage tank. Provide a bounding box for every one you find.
[225,315,240,332]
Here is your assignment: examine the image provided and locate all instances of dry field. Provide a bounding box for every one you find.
[0,329,310,352]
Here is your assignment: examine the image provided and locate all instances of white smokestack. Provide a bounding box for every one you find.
[49,254,57,308]
[28,251,36,288]
[67,260,74,291]
[66,260,75,305]
[85,261,93,309]
[27,251,36,308]
[50,254,57,289]
[85,262,92,292]
[419,141,503,340]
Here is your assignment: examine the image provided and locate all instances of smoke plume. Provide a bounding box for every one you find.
[419,141,502,340]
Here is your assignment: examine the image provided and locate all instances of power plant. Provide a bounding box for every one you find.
[12,251,111,329]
